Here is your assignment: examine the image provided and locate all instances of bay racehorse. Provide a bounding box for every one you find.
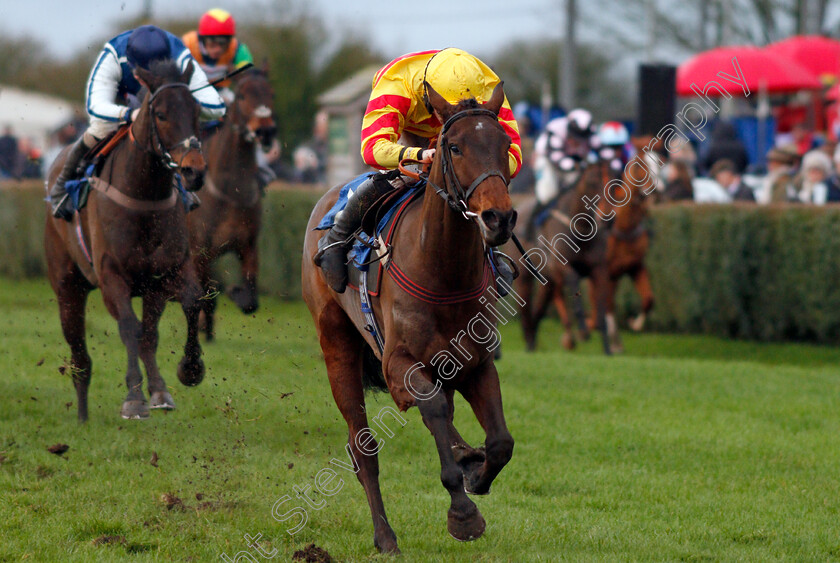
[188,69,276,340]
[44,60,207,422]
[514,157,617,354]
[586,138,659,338]
[302,84,515,554]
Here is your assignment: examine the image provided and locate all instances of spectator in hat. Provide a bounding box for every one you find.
[795,149,840,204]
[709,158,755,202]
[762,145,799,203]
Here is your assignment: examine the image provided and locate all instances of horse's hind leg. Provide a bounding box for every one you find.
[321,312,398,553]
[390,354,485,542]
[46,221,94,422]
[591,265,616,355]
[176,261,206,386]
[228,242,259,314]
[99,260,149,419]
[139,292,175,409]
[458,362,514,496]
[194,251,218,341]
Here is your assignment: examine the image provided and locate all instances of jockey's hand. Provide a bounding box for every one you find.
[421,148,436,162]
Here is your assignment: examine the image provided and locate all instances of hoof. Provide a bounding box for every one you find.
[373,530,399,554]
[121,400,150,420]
[149,391,176,410]
[453,444,487,494]
[562,333,576,350]
[629,314,646,332]
[227,285,258,314]
[447,505,486,542]
[177,356,205,387]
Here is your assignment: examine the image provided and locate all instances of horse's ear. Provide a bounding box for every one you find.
[134,66,154,90]
[181,60,195,85]
[630,135,654,151]
[485,81,505,116]
[261,57,270,75]
[424,81,456,121]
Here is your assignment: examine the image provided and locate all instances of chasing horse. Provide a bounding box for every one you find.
[302,48,520,554]
[514,156,617,354]
[44,26,222,421]
[585,138,658,338]
[188,68,276,340]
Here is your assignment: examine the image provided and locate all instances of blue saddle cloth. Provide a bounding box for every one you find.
[316,172,424,271]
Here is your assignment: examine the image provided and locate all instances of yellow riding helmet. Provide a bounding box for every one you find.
[423,48,488,109]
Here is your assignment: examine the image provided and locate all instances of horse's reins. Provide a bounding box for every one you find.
[130,82,202,170]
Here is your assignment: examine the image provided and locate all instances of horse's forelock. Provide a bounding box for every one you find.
[147,59,184,84]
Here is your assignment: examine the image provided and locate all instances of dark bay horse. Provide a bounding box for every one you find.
[188,69,276,339]
[44,61,207,422]
[302,84,515,554]
[514,158,617,354]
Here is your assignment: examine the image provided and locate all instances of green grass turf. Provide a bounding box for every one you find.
[2,278,840,561]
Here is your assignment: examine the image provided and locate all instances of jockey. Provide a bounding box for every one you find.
[49,25,226,220]
[182,8,254,105]
[314,48,523,293]
[596,121,630,172]
[526,109,597,240]
[184,10,277,191]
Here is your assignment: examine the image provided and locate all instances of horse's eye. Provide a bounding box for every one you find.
[449,144,461,155]
[155,112,166,122]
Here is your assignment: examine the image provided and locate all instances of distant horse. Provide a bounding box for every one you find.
[188,69,276,340]
[302,84,516,554]
[514,158,617,354]
[587,141,658,336]
[44,61,207,422]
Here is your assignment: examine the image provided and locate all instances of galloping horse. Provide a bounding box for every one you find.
[302,84,515,554]
[188,69,276,339]
[587,140,658,335]
[44,60,207,422]
[514,158,617,354]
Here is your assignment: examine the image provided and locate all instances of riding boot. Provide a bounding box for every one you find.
[314,174,394,293]
[49,136,90,221]
[255,164,276,195]
[525,198,548,242]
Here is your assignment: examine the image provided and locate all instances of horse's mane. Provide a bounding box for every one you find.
[453,97,482,112]
[147,59,184,84]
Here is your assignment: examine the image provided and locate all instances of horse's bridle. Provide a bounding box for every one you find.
[132,82,202,169]
[231,74,275,146]
[424,107,510,221]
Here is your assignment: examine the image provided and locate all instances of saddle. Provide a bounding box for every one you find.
[346,185,424,298]
[64,126,131,212]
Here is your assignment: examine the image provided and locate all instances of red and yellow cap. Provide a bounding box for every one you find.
[198,8,236,37]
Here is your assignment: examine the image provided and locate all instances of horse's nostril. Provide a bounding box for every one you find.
[481,210,500,229]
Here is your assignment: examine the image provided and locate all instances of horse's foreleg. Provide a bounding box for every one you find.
[391,354,485,542]
[322,320,398,554]
[193,251,217,341]
[458,361,514,496]
[229,242,259,314]
[591,265,616,355]
[553,279,576,351]
[629,266,654,332]
[445,389,487,483]
[515,271,538,351]
[139,292,175,410]
[99,262,148,419]
[177,261,205,386]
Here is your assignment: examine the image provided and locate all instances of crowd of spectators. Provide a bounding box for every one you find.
[660,118,840,206]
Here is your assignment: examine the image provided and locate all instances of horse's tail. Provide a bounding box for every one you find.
[361,344,388,392]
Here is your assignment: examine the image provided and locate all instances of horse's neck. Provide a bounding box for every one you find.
[210,122,258,184]
[108,129,173,199]
[404,173,486,289]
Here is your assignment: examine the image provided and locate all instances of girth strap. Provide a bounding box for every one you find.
[89,177,178,212]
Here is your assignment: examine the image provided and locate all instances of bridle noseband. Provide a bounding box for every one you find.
[231,74,275,146]
[426,107,509,221]
[132,82,202,169]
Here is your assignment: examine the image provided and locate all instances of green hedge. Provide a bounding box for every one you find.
[616,203,840,344]
[5,184,840,343]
